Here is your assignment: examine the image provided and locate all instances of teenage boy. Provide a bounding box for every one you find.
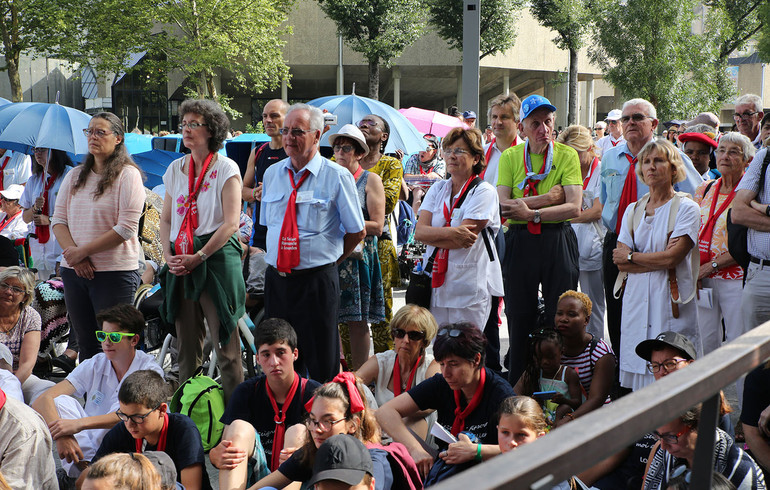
[32,304,164,479]
[308,435,376,490]
[211,318,320,490]
[89,369,211,490]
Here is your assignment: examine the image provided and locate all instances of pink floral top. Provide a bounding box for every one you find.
[695,179,743,281]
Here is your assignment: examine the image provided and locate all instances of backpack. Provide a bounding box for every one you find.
[396,200,416,246]
[169,370,225,452]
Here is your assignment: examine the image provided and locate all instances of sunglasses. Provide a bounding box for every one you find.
[95,330,136,343]
[437,328,463,338]
[392,328,426,341]
[620,113,655,124]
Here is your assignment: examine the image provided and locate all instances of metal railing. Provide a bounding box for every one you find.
[432,321,770,490]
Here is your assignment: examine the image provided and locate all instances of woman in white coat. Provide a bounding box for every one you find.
[612,138,701,391]
[415,127,503,330]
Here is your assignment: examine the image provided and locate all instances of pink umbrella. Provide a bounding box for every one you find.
[398,107,468,138]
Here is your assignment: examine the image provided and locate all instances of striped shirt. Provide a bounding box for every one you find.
[735,147,770,260]
[561,336,615,404]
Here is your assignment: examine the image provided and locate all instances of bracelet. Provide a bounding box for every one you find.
[565,412,575,420]
[474,443,482,462]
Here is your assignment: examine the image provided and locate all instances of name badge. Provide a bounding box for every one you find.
[451,209,461,220]
[90,390,105,407]
[296,191,314,203]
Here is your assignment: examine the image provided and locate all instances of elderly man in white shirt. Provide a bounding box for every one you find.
[0,185,30,240]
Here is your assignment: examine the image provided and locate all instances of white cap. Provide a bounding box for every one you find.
[606,109,622,121]
[0,184,23,201]
[327,124,369,156]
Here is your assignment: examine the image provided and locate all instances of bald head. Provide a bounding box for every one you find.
[263,99,289,138]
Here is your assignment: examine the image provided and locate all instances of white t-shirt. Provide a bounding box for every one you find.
[162,154,242,240]
[0,151,32,188]
[595,135,625,157]
[483,136,523,187]
[0,211,30,240]
[572,161,606,271]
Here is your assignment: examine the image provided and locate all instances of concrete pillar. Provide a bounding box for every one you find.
[462,0,481,115]
[393,67,401,109]
[544,75,568,129]
[456,66,463,109]
[281,80,288,102]
[585,75,595,127]
[503,72,510,95]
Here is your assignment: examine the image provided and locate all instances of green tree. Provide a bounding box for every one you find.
[318,0,424,100]
[756,1,770,61]
[426,0,524,59]
[704,0,764,62]
[590,0,732,121]
[530,0,590,125]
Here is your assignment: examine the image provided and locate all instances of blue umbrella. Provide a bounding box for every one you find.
[0,98,10,108]
[131,149,184,189]
[0,102,91,155]
[124,132,153,154]
[308,94,424,154]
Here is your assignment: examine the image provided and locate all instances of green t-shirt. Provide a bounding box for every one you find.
[497,141,582,224]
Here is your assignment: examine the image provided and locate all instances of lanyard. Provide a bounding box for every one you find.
[442,176,476,224]
[135,412,168,452]
[583,157,599,190]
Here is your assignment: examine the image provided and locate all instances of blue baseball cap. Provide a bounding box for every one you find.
[463,110,477,119]
[520,95,557,121]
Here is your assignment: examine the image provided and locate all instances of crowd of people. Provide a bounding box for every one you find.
[0,90,767,489]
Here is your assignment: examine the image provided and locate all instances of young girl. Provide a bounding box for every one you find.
[513,328,582,427]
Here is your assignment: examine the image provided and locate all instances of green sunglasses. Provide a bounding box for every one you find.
[95,330,136,343]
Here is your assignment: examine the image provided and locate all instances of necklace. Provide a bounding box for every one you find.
[0,311,20,334]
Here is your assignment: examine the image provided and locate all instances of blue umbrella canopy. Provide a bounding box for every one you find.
[0,102,91,155]
[308,94,424,154]
[124,132,153,154]
[131,149,184,189]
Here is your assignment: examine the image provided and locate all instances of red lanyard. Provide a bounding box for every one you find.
[265,374,300,471]
[0,156,9,191]
[135,412,168,452]
[392,355,422,397]
[482,139,518,180]
[698,178,739,265]
[451,368,486,436]
[0,210,22,233]
[442,176,476,224]
[186,153,215,228]
[583,157,599,190]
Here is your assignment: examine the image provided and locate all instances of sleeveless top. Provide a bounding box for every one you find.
[356,170,370,221]
[539,365,569,396]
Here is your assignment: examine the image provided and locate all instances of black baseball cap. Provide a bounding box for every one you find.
[307,435,373,487]
[635,331,697,362]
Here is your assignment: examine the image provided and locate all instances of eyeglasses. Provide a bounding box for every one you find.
[116,405,160,425]
[305,416,346,432]
[357,120,379,129]
[593,127,601,131]
[32,147,48,153]
[0,283,25,295]
[444,148,470,156]
[620,114,655,124]
[423,146,437,152]
[437,328,463,338]
[392,328,426,341]
[734,111,759,120]
[178,122,207,131]
[279,128,315,137]
[652,426,690,444]
[646,357,688,374]
[333,144,355,153]
[95,330,137,343]
[83,128,115,138]
[715,148,744,158]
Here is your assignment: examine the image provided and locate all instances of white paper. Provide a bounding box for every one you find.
[430,422,457,445]
[696,287,713,309]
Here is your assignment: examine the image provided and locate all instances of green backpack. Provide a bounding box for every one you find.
[169,371,225,452]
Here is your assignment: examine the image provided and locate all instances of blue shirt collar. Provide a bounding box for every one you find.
[282,150,323,177]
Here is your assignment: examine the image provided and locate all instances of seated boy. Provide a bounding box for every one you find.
[211,318,320,490]
[32,304,164,479]
[88,369,211,490]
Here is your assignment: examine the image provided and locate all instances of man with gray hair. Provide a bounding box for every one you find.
[260,103,365,381]
[734,94,765,149]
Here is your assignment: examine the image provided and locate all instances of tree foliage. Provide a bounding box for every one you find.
[318,0,425,99]
[757,1,770,62]
[703,0,764,62]
[426,0,523,60]
[590,0,733,121]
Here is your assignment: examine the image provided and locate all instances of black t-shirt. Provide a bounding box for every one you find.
[93,412,212,490]
[741,365,770,428]
[251,144,288,249]
[279,444,392,490]
[593,432,656,490]
[407,368,514,447]
[221,374,319,462]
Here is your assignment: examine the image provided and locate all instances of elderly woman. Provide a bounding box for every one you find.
[330,124,386,370]
[557,126,606,339]
[695,133,754,354]
[357,304,440,436]
[52,112,145,361]
[0,185,30,240]
[0,267,53,402]
[414,128,504,330]
[21,148,72,280]
[612,138,701,391]
[377,322,514,479]
[159,99,245,401]
[643,404,764,489]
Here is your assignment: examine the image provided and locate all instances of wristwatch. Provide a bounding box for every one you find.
[627,252,633,263]
[533,209,541,224]
[712,261,718,270]
[197,250,208,262]
[765,205,770,217]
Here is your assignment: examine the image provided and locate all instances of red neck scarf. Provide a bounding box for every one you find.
[266,373,300,471]
[698,178,739,265]
[451,368,486,436]
[276,168,312,272]
[0,387,6,410]
[0,210,22,233]
[0,156,10,192]
[522,145,550,234]
[611,140,619,147]
[353,165,364,180]
[481,138,517,180]
[615,153,638,234]
[392,355,422,397]
[174,153,215,255]
[583,157,599,190]
[135,412,169,452]
[432,175,475,288]
[36,172,58,244]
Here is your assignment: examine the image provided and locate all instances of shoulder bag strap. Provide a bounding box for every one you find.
[613,194,650,299]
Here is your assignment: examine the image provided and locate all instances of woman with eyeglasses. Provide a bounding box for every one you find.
[693,133,754,355]
[157,99,244,402]
[52,112,145,362]
[357,305,440,436]
[414,127,504,331]
[0,266,54,403]
[328,124,386,370]
[377,322,514,479]
[642,404,764,489]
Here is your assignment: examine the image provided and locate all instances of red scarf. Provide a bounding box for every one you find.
[451,368,486,436]
[266,373,300,471]
[432,176,475,288]
[0,387,6,410]
[583,157,599,190]
[481,138,517,180]
[0,210,22,234]
[36,173,58,244]
[698,178,738,266]
[135,412,169,452]
[615,153,638,234]
[392,355,422,397]
[611,140,619,147]
[174,153,215,255]
[276,168,312,272]
[522,146,549,235]
[0,156,10,192]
